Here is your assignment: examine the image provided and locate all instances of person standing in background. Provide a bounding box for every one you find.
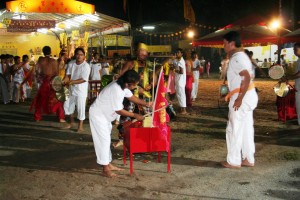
[63,47,91,132]
[173,48,187,114]
[191,52,200,102]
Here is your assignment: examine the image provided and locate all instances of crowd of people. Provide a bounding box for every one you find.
[1,31,299,177]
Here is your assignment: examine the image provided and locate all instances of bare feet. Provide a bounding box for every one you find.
[102,170,117,178]
[113,140,123,148]
[108,164,124,171]
[59,119,66,123]
[179,111,188,115]
[221,161,241,169]
[61,123,72,129]
[114,120,120,125]
[77,129,85,133]
[241,159,254,167]
[61,123,76,129]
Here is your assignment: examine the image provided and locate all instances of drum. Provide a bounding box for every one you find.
[274,82,290,97]
[219,84,229,97]
[51,76,63,91]
[269,65,285,80]
[55,87,69,102]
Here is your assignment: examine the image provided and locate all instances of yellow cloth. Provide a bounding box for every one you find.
[58,68,65,80]
[163,62,170,76]
[133,60,150,97]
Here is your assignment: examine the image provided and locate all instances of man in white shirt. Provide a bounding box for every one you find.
[90,53,102,81]
[282,43,300,126]
[221,31,258,169]
[173,48,187,114]
[191,51,200,101]
[89,70,150,177]
[63,48,91,132]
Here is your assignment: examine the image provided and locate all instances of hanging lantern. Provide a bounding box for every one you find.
[83,19,90,27]
[2,18,11,26]
[58,23,66,29]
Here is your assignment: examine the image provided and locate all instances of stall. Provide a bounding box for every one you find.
[0,0,130,58]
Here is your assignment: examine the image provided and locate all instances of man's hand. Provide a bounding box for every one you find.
[233,97,243,111]
[133,113,145,121]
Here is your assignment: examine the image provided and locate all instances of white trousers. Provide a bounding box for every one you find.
[12,82,21,103]
[296,91,300,125]
[64,96,87,120]
[226,91,258,166]
[175,83,186,107]
[89,109,112,165]
[191,71,199,99]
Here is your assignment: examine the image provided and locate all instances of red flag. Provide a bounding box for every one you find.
[152,69,170,151]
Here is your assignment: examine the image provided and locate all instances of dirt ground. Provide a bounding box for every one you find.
[0,75,299,200]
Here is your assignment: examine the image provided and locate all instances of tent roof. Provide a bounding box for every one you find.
[0,9,129,35]
[192,15,287,48]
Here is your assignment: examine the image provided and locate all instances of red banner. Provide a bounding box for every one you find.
[9,20,55,29]
[7,27,37,32]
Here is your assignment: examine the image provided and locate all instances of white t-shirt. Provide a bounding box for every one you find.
[100,62,110,76]
[13,67,24,83]
[67,61,91,97]
[90,62,102,80]
[192,59,200,76]
[173,57,186,87]
[90,81,133,121]
[227,52,254,91]
[295,58,300,91]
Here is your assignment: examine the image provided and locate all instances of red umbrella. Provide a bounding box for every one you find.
[192,15,284,48]
[282,28,300,43]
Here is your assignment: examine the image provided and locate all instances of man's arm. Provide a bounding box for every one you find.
[286,71,300,80]
[127,95,152,107]
[233,69,250,111]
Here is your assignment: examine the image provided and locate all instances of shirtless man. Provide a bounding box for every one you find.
[30,46,65,122]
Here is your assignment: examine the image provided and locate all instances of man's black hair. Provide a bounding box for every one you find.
[116,70,140,89]
[42,46,51,56]
[74,47,85,55]
[294,43,300,49]
[223,31,242,48]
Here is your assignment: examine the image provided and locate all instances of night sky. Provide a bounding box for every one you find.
[1,0,299,30]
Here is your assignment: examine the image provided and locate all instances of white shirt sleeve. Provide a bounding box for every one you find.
[110,86,124,111]
[66,63,72,75]
[233,56,251,74]
[124,88,133,98]
[81,63,91,82]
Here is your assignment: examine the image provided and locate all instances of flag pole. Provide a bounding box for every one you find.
[151,66,164,128]
[151,59,156,127]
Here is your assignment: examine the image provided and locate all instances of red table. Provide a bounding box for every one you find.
[123,122,171,175]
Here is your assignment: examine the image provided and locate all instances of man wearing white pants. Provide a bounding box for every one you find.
[191,51,200,101]
[173,48,187,114]
[221,31,258,168]
[283,43,300,126]
[89,70,149,177]
[63,47,91,132]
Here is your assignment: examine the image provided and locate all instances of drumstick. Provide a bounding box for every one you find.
[124,105,167,126]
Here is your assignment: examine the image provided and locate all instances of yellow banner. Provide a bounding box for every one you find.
[103,35,132,47]
[6,0,95,14]
[147,45,171,53]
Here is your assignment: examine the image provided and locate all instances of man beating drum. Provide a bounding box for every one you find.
[281,42,300,126]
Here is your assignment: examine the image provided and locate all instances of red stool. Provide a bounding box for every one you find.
[123,121,171,175]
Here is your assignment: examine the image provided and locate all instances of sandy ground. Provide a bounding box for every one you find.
[0,76,299,200]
